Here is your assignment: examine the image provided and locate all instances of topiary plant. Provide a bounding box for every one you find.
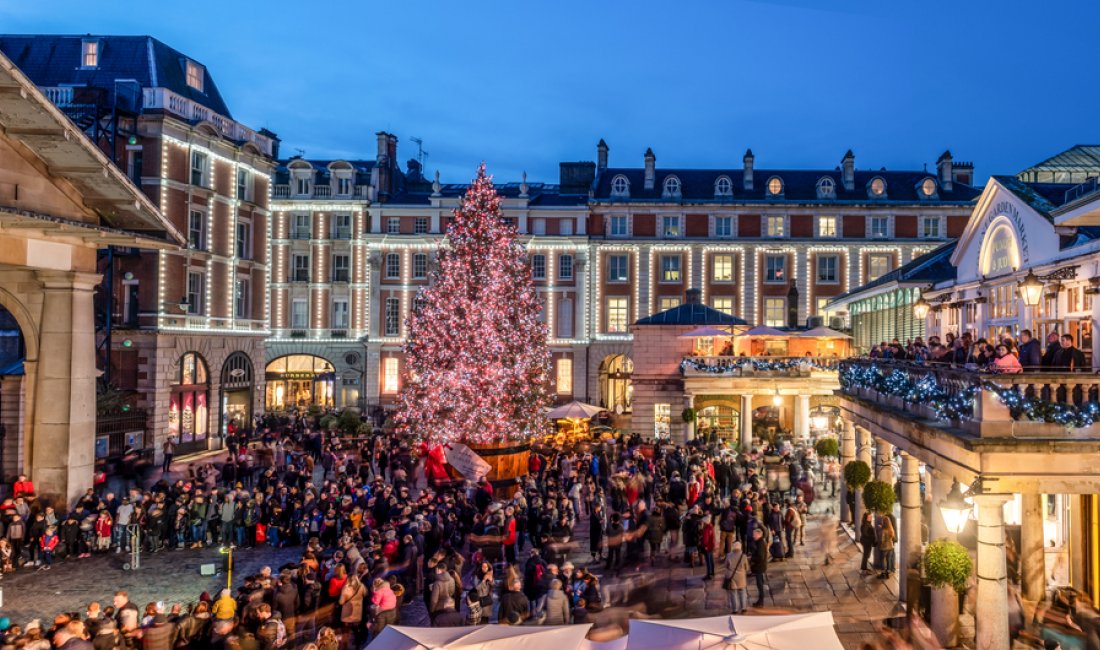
[923,538,973,594]
[815,437,839,458]
[337,409,361,434]
[843,460,871,489]
[681,407,696,423]
[319,414,338,431]
[862,480,897,514]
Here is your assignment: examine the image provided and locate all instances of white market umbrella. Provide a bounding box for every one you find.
[625,612,843,650]
[797,326,852,339]
[678,326,734,338]
[368,624,593,650]
[580,638,628,650]
[740,325,789,337]
[546,400,605,420]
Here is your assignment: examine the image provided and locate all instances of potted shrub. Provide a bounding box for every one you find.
[923,539,972,595]
[681,407,696,423]
[843,460,871,489]
[815,436,839,459]
[337,409,362,435]
[862,480,897,514]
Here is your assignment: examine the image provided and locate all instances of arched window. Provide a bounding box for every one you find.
[920,177,937,197]
[767,176,783,197]
[170,352,209,446]
[611,175,629,197]
[662,175,682,198]
[714,176,733,197]
[599,354,634,414]
[817,177,835,198]
[221,352,254,436]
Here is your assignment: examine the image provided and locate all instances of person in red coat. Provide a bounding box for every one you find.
[12,474,34,498]
[39,525,59,570]
[700,515,717,580]
[425,445,450,485]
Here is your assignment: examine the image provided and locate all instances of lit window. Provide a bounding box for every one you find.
[921,216,941,238]
[531,218,546,235]
[869,216,890,238]
[817,177,835,198]
[291,300,307,328]
[413,253,428,279]
[715,176,733,197]
[712,254,733,282]
[383,358,399,393]
[817,255,838,283]
[654,403,671,439]
[764,297,786,327]
[558,254,574,280]
[870,177,886,197]
[187,272,205,315]
[332,300,349,329]
[190,151,207,187]
[816,297,831,316]
[765,255,786,283]
[663,176,681,198]
[712,297,733,315]
[606,297,629,333]
[185,61,204,92]
[188,210,206,250]
[609,215,629,237]
[531,254,546,280]
[557,358,573,394]
[81,40,98,68]
[767,177,783,196]
[608,254,629,282]
[235,278,250,319]
[332,255,350,282]
[659,297,681,312]
[921,178,937,197]
[611,175,629,197]
[384,298,401,336]
[765,215,785,237]
[385,253,400,279]
[414,217,429,234]
[714,216,733,238]
[662,215,681,238]
[387,217,401,234]
[660,255,681,282]
[818,216,838,238]
[868,254,890,281]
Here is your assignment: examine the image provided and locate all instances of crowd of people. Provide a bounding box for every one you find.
[868,329,1088,373]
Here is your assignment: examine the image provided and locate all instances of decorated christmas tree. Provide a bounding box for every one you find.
[395,165,552,445]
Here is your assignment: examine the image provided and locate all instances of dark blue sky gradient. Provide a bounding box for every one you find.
[3,0,1098,186]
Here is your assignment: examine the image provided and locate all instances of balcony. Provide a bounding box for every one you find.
[273,184,291,198]
[681,355,842,377]
[141,87,276,157]
[271,184,372,201]
[314,185,331,198]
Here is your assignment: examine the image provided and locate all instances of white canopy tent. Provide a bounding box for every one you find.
[797,326,852,339]
[740,325,789,337]
[546,400,605,420]
[625,612,843,650]
[367,624,594,650]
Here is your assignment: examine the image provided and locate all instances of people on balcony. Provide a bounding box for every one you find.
[992,344,1023,373]
[1052,334,1086,371]
[1019,329,1043,369]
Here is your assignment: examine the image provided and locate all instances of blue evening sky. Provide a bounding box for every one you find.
[3,0,1098,186]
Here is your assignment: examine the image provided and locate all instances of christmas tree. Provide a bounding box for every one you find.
[395,164,552,445]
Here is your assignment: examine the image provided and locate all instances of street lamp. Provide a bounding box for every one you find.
[1018,269,1044,307]
[811,414,829,431]
[912,294,931,320]
[937,479,972,534]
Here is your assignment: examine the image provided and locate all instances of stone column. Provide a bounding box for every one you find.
[31,271,99,507]
[899,452,921,601]
[795,393,811,440]
[839,420,856,524]
[974,493,1012,650]
[854,426,874,529]
[876,438,895,483]
[740,394,753,452]
[683,393,695,442]
[929,469,959,648]
[1020,492,1046,603]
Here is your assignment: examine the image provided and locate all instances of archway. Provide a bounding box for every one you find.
[265,354,335,410]
[220,352,254,436]
[170,352,210,454]
[598,354,633,414]
[0,304,25,486]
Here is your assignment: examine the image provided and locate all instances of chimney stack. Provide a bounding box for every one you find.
[643,148,656,190]
[376,132,389,162]
[841,150,855,191]
[597,139,609,171]
[743,149,754,191]
[937,150,954,192]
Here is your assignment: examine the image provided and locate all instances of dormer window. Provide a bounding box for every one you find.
[817,177,835,199]
[920,177,937,197]
[81,40,99,68]
[869,177,887,198]
[714,176,733,198]
[767,176,783,197]
[610,175,629,198]
[185,60,204,92]
[662,176,681,198]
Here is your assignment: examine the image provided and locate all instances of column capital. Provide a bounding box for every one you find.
[35,270,101,292]
[971,492,1013,508]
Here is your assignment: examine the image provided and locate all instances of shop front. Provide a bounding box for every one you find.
[170,352,210,455]
[221,351,254,437]
[265,354,335,411]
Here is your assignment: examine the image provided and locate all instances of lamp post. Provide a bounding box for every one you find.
[1018,269,1044,307]
[913,294,931,320]
[937,479,972,535]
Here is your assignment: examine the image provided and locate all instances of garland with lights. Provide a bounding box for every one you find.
[679,357,834,374]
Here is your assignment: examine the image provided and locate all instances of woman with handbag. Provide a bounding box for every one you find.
[723,541,749,614]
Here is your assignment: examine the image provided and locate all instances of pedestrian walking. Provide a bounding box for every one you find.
[723,541,749,614]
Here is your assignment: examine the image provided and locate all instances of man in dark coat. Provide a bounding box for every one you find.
[749,528,769,607]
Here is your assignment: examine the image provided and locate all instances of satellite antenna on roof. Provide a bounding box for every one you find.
[294,148,305,158]
[410,137,429,168]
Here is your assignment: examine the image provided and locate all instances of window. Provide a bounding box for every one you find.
[332,300,349,329]
[816,297,831,316]
[413,253,428,279]
[237,169,250,201]
[185,60,204,92]
[817,254,839,283]
[921,216,941,239]
[558,254,574,280]
[606,297,629,333]
[531,218,546,235]
[188,210,206,250]
[715,176,733,197]
[767,177,783,196]
[868,254,890,281]
[332,254,350,282]
[384,298,401,336]
[292,214,311,239]
[870,177,886,197]
[921,178,937,197]
[387,217,401,234]
[190,151,207,187]
[714,216,733,238]
[660,255,681,282]
[557,298,574,338]
[128,150,143,185]
[765,215,785,237]
[235,278,250,319]
[332,214,352,240]
[336,176,353,196]
[560,220,574,236]
[502,216,517,229]
[414,217,429,234]
[611,175,629,197]
[658,297,681,311]
[764,297,786,327]
[765,255,786,283]
[663,176,681,198]
[291,299,307,328]
[654,403,671,439]
[81,40,98,68]
[712,254,734,281]
[187,272,205,315]
[869,216,890,238]
[712,297,734,315]
[557,358,573,394]
[236,222,251,259]
[609,215,629,237]
[531,254,546,280]
[818,216,838,238]
[817,177,835,198]
[292,255,310,282]
[661,215,681,238]
[385,253,400,279]
[295,176,310,195]
[383,357,399,393]
[608,254,629,282]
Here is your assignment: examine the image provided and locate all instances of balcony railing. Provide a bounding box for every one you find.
[271,184,372,201]
[839,358,1100,438]
[142,87,276,157]
[681,355,842,377]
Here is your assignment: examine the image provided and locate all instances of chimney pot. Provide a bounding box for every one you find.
[937,150,954,192]
[841,150,855,191]
[743,149,754,191]
[644,148,656,190]
[597,139,609,171]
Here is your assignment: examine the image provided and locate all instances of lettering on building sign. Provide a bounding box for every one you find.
[979,200,1029,276]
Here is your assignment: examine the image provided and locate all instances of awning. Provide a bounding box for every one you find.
[678,326,734,338]
[368,624,594,650]
[797,326,852,339]
[625,612,843,650]
[740,325,789,337]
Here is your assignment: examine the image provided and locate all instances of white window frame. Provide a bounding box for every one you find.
[531,218,546,236]
[412,253,428,279]
[190,151,207,187]
[81,40,98,68]
[188,210,206,250]
[608,215,630,238]
[559,220,574,236]
[816,254,839,284]
[661,215,681,238]
[654,403,671,439]
[713,215,734,238]
[292,214,311,240]
[386,217,401,235]
[291,299,308,328]
[817,177,835,199]
[611,175,630,197]
[662,176,681,198]
[332,300,349,329]
[556,358,573,394]
[658,296,681,312]
[294,176,311,196]
[660,255,682,283]
[382,357,399,393]
[920,216,942,239]
[235,277,250,319]
[607,254,629,282]
[414,217,429,234]
[715,176,733,197]
[531,254,546,280]
[385,253,400,279]
[332,214,352,240]
[606,297,629,333]
[867,216,891,238]
[764,215,786,238]
[332,254,350,282]
[764,254,787,283]
[712,254,734,282]
[867,254,891,281]
[558,254,574,280]
[557,298,574,339]
[817,215,839,238]
[292,254,310,282]
[384,298,401,336]
[236,221,252,259]
[237,168,250,201]
[187,271,205,315]
[764,297,786,327]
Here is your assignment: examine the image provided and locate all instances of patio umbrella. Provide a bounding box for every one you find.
[678,326,734,338]
[797,326,852,339]
[368,624,593,650]
[740,325,789,337]
[546,400,605,420]
[625,612,843,650]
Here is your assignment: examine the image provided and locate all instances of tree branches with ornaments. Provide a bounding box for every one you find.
[395,164,552,445]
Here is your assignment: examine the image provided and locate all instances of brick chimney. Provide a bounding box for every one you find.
[937,150,954,192]
[743,149,754,191]
[597,139,608,171]
[644,148,656,190]
[841,150,855,191]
